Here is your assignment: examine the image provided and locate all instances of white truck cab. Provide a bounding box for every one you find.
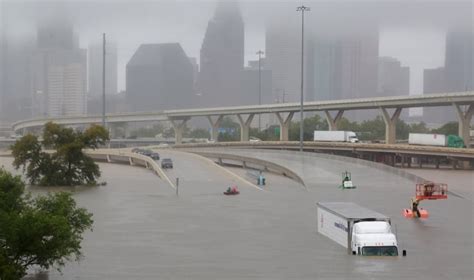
[352,221,398,256]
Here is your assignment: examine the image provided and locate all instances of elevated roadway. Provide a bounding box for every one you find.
[11,91,474,145]
[176,141,474,169]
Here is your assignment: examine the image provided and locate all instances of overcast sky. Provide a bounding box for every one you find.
[1,0,472,94]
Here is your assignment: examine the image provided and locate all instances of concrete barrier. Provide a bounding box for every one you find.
[188,150,305,187]
[85,149,176,189]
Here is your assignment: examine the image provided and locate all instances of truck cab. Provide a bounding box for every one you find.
[351,221,398,256]
[346,131,359,143]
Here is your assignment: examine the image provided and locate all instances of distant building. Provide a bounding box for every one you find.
[422,67,455,125]
[377,57,410,97]
[88,40,118,97]
[422,28,473,125]
[241,63,272,106]
[266,18,379,120]
[198,1,244,107]
[126,43,194,112]
[265,20,300,104]
[32,21,87,117]
[0,34,35,122]
[444,29,473,92]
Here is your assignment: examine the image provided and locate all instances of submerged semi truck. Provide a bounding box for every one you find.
[317,202,402,256]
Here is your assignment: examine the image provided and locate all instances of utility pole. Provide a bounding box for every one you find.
[296,5,310,152]
[257,50,264,131]
[102,33,106,128]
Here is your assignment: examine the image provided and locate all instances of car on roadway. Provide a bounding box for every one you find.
[149,152,160,160]
[161,158,173,169]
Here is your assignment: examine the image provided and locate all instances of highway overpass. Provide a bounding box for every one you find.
[11,91,474,145]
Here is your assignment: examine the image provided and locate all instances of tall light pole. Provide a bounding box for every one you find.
[257,50,264,131]
[297,5,309,152]
[102,33,106,128]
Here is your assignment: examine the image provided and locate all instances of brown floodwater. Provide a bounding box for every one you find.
[0,148,471,280]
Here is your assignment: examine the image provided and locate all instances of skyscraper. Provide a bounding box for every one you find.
[32,20,87,117]
[88,40,118,97]
[266,11,379,121]
[265,19,301,103]
[423,28,473,125]
[444,29,473,92]
[198,1,244,107]
[126,43,194,112]
[378,57,410,97]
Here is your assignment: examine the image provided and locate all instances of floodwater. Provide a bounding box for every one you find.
[0,148,471,280]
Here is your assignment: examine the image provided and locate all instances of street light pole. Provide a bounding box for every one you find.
[257,50,264,131]
[296,5,310,152]
[102,33,106,128]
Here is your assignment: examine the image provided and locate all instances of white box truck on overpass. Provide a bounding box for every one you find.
[313,131,359,143]
[317,202,401,256]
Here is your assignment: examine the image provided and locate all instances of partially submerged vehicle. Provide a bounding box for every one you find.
[339,171,356,189]
[403,182,447,219]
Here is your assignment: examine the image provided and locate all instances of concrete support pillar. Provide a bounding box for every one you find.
[275,112,294,141]
[237,114,254,142]
[324,110,344,131]
[380,107,402,145]
[170,118,189,144]
[207,115,224,142]
[453,103,473,146]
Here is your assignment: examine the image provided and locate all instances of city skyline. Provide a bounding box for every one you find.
[1,1,470,96]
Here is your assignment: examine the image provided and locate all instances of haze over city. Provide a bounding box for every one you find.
[0,0,472,123]
[0,1,473,279]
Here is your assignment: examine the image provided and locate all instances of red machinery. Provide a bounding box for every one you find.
[403,182,448,219]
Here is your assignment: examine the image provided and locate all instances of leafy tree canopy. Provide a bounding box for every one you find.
[11,122,109,186]
[0,169,93,280]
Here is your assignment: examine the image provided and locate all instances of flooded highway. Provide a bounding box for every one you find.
[1,148,472,280]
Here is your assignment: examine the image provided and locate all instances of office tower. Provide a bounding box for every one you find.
[32,20,87,117]
[378,57,410,97]
[444,29,473,92]
[199,1,244,107]
[126,43,194,112]
[265,19,301,103]
[423,28,473,125]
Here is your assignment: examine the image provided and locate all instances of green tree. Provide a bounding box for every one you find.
[337,117,360,132]
[358,116,386,141]
[409,122,430,134]
[11,122,109,186]
[0,169,93,279]
[432,122,458,135]
[289,114,329,141]
[187,128,211,139]
[217,117,240,141]
[129,123,164,138]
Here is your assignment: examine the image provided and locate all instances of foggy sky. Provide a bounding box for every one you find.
[1,0,472,94]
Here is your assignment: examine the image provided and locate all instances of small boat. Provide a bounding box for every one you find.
[223,190,240,195]
[224,186,239,195]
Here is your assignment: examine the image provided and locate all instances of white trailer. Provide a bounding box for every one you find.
[313,131,359,143]
[408,133,446,147]
[317,202,400,256]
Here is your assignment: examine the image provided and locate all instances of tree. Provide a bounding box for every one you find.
[217,117,240,141]
[187,128,211,139]
[289,114,328,141]
[11,122,109,186]
[0,169,93,279]
[432,122,458,135]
